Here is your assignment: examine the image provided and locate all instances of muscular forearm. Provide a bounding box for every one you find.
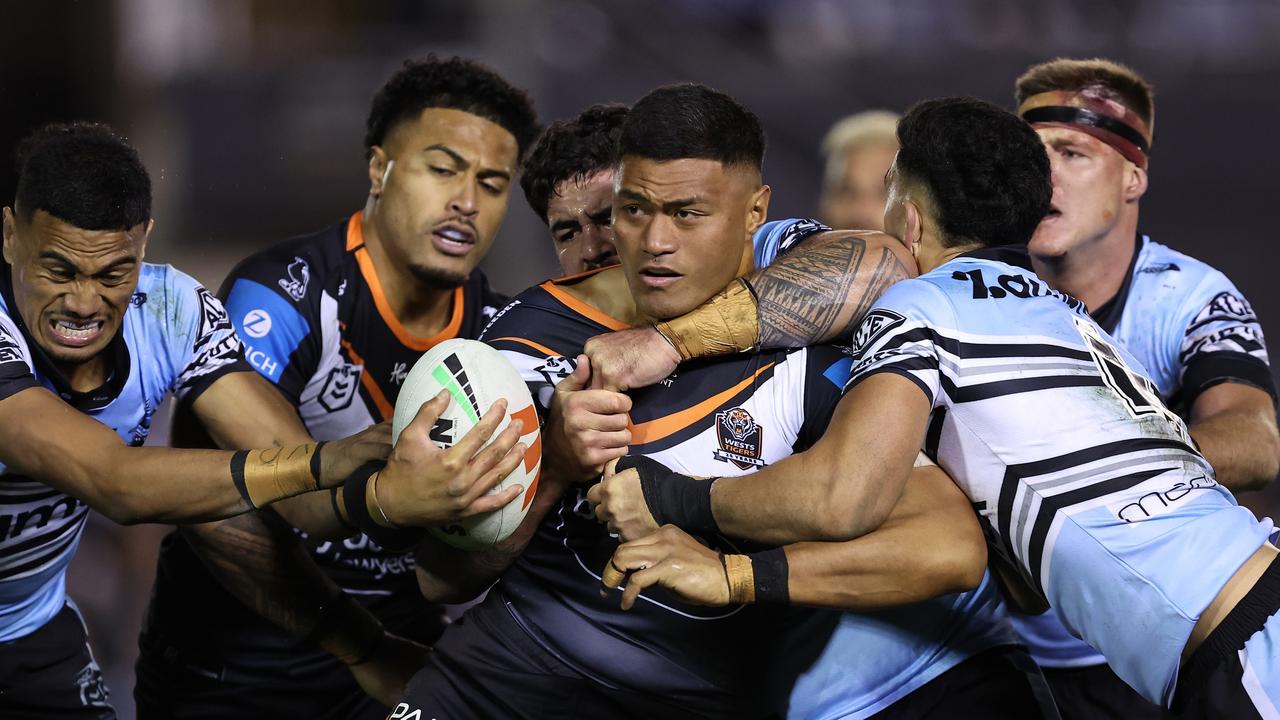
[751,231,913,349]
[783,467,986,610]
[416,474,571,603]
[652,232,912,363]
[183,512,381,661]
[1192,410,1280,492]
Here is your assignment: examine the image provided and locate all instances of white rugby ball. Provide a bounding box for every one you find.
[391,338,541,551]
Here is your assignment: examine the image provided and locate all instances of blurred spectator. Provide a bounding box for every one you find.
[816,110,899,231]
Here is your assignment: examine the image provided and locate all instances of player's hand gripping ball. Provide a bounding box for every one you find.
[391,339,542,550]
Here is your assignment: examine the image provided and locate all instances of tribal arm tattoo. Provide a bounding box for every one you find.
[750,231,910,349]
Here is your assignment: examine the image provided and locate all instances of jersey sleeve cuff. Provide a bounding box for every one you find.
[1180,352,1277,405]
[843,365,936,406]
[178,360,257,405]
[0,373,41,404]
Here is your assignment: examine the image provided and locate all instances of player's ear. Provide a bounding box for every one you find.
[368,147,389,198]
[902,201,925,257]
[746,184,771,236]
[138,219,154,261]
[1,208,14,264]
[1124,163,1149,203]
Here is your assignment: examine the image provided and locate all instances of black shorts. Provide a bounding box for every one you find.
[133,633,387,720]
[397,594,762,720]
[871,645,1061,720]
[1041,664,1169,720]
[1170,553,1280,719]
[0,603,114,720]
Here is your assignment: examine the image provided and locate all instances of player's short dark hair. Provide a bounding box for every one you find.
[13,122,152,231]
[619,83,765,172]
[895,97,1051,248]
[1016,58,1155,133]
[364,54,540,161]
[520,104,629,224]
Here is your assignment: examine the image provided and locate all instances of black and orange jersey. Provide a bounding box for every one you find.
[144,212,506,660]
[478,270,848,714]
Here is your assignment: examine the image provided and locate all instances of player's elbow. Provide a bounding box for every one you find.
[1229,426,1280,493]
[940,529,988,594]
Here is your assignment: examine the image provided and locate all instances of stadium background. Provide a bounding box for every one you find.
[2,1,1277,715]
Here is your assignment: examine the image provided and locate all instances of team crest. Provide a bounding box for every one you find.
[713,407,765,469]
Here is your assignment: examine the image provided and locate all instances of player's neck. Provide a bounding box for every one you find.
[1031,214,1140,313]
[359,214,457,338]
[559,267,637,324]
[53,354,108,394]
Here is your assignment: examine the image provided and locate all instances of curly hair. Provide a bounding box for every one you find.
[520,104,628,224]
[14,122,151,231]
[619,83,765,171]
[895,97,1051,248]
[364,55,540,161]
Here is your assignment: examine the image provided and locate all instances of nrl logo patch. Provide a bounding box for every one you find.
[850,309,906,356]
[713,407,764,469]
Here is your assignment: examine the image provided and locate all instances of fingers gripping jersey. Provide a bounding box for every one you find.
[0,264,247,641]
[479,270,1015,718]
[1014,237,1276,669]
[845,247,1274,705]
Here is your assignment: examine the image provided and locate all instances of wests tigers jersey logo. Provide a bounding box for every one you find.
[713,407,764,469]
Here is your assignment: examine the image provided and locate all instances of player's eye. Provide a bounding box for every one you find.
[480,179,505,196]
[1062,148,1084,159]
[675,209,702,220]
[555,229,577,244]
[47,267,75,282]
[98,273,128,286]
[430,166,457,177]
[622,204,643,217]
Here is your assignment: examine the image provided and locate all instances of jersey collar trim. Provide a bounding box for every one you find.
[956,244,1034,270]
[344,211,466,352]
[1089,234,1144,334]
[0,263,131,411]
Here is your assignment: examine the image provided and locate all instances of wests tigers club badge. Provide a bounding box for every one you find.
[713,407,764,469]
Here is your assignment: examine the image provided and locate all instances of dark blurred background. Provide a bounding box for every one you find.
[2,1,1277,716]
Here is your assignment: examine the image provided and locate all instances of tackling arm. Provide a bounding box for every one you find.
[603,465,986,611]
[0,384,349,524]
[1188,383,1280,492]
[584,231,913,390]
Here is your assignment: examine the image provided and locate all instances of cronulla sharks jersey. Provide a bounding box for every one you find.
[0,263,246,641]
[1013,236,1276,669]
[846,246,1274,705]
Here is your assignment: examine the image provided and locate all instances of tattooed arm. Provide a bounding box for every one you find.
[176,371,425,703]
[752,230,914,348]
[584,230,914,390]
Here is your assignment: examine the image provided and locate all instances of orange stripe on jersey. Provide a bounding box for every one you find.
[628,362,775,445]
[511,404,542,509]
[490,336,564,358]
[339,339,394,420]
[540,281,630,332]
[346,210,465,352]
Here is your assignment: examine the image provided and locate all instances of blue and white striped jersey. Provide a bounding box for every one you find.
[1013,236,1275,669]
[846,246,1274,705]
[0,263,246,642]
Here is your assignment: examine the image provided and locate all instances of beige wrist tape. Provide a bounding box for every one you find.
[724,554,756,604]
[230,442,324,508]
[654,278,759,360]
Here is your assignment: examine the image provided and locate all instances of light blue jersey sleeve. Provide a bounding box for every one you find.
[752,218,832,269]
[148,266,249,401]
[1169,271,1273,405]
[843,278,956,407]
